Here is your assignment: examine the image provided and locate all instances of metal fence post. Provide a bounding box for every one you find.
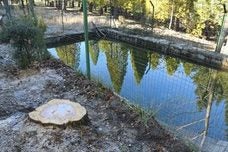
[215,4,227,53]
[83,0,91,79]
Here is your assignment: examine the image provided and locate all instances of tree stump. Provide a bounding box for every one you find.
[29,99,87,126]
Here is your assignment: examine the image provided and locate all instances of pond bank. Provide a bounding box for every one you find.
[45,28,228,71]
[102,29,228,71]
[0,44,191,151]
[45,30,98,48]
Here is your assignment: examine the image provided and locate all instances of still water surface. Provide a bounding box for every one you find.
[48,40,228,142]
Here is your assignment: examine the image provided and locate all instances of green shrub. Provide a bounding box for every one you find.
[0,16,49,68]
[37,17,47,33]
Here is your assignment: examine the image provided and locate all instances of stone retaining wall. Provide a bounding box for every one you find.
[45,28,228,71]
[100,29,228,71]
[45,31,97,48]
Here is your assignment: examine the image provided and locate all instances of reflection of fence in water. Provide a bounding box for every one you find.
[97,42,228,151]
[2,2,228,150]
[54,40,228,145]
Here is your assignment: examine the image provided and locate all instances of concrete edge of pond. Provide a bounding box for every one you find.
[45,28,228,71]
[101,28,228,71]
[45,30,98,48]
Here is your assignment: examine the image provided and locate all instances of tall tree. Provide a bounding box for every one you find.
[168,0,174,29]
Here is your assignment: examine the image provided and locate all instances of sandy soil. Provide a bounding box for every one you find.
[0,43,192,151]
[0,6,214,50]
[33,7,215,51]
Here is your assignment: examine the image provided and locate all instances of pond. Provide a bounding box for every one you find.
[48,40,228,143]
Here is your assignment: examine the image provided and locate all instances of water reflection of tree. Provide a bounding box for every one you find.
[56,43,80,69]
[130,49,148,84]
[148,52,161,70]
[94,40,228,140]
[99,40,128,93]
[193,69,224,111]
[89,41,100,65]
[93,40,228,139]
[145,51,228,141]
[165,56,180,75]
[191,68,228,141]
[197,70,218,147]
[182,62,196,76]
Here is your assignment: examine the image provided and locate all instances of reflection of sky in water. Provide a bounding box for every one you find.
[78,42,113,87]
[48,48,60,59]
[48,41,228,141]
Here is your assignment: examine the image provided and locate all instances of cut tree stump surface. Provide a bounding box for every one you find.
[29,99,87,125]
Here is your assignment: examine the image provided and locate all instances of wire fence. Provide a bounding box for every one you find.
[1,1,228,151]
[1,1,226,51]
[48,39,228,151]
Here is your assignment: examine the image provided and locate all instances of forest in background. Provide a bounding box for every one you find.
[0,0,227,39]
[49,0,227,39]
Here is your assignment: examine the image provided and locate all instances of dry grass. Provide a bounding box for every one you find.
[34,7,112,36]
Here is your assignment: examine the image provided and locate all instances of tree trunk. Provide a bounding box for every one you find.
[99,7,103,15]
[29,0,36,18]
[104,5,107,13]
[79,2,83,12]
[64,0,66,11]
[71,0,74,8]
[21,0,26,15]
[56,0,61,9]
[25,0,29,14]
[175,17,180,31]
[77,0,80,7]
[3,0,11,19]
[61,0,64,32]
[112,7,119,19]
[88,2,93,12]
[169,0,174,29]
[149,0,155,31]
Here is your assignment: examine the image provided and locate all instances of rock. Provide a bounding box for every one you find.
[29,99,87,125]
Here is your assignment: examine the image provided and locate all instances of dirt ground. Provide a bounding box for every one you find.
[0,43,192,151]
[0,6,215,51]
[0,6,201,151]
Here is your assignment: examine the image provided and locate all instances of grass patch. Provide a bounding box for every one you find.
[119,99,158,127]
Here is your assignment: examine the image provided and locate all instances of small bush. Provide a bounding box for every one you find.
[37,17,47,33]
[0,16,49,68]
